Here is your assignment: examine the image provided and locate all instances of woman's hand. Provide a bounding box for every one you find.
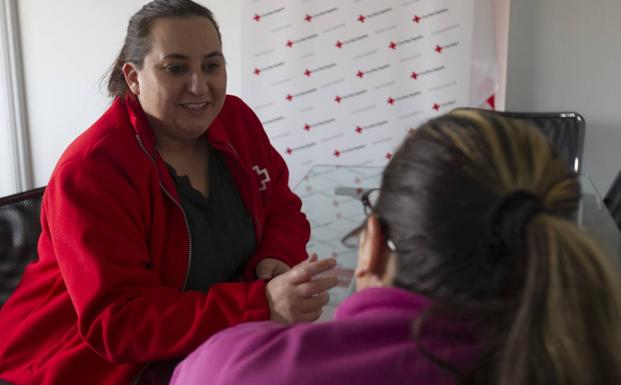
[265,255,338,324]
[256,258,291,279]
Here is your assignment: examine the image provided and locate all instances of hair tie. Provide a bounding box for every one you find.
[486,190,545,251]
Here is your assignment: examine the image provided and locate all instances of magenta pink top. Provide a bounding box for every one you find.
[171,287,483,385]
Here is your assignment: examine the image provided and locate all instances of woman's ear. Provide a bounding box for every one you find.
[355,214,394,290]
[122,62,140,96]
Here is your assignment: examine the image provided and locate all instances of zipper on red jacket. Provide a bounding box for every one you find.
[132,134,194,385]
[135,134,194,287]
[130,365,148,385]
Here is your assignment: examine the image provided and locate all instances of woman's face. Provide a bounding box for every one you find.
[125,16,227,143]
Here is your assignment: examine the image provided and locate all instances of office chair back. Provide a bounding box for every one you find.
[454,109,586,173]
[0,187,45,307]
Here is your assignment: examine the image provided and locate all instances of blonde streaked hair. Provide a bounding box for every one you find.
[373,108,621,385]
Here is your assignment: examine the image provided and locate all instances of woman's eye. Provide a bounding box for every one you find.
[165,65,185,74]
[204,63,220,72]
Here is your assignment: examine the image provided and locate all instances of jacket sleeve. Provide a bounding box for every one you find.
[45,156,269,364]
[238,102,311,280]
[170,322,292,385]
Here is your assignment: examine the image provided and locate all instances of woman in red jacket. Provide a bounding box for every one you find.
[0,1,336,384]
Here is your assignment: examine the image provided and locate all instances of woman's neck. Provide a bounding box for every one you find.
[158,136,208,174]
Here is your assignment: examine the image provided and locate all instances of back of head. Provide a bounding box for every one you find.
[106,0,220,98]
[374,109,621,385]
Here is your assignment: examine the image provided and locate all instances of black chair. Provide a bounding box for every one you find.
[455,109,586,173]
[604,171,621,232]
[0,187,45,307]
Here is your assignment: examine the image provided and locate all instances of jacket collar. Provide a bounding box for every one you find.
[122,94,158,159]
[334,287,434,320]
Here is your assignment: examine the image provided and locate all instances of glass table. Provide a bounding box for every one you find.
[294,165,621,319]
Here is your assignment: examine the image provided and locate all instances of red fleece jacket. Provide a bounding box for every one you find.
[0,95,309,385]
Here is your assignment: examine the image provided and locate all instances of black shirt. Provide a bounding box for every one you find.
[167,147,256,293]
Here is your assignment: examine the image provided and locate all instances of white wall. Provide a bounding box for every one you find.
[17,0,242,187]
[506,0,621,195]
[25,0,620,195]
[0,0,16,196]
[492,0,510,111]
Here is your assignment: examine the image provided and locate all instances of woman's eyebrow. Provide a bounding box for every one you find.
[162,53,188,60]
[161,52,224,60]
[204,52,225,60]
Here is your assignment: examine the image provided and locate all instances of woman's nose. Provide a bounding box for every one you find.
[187,71,209,96]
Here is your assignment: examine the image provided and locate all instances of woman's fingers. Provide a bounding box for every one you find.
[256,265,276,280]
[274,261,291,275]
[265,256,337,324]
[296,277,338,297]
[256,258,291,279]
[297,310,323,323]
[289,258,337,284]
[295,292,330,313]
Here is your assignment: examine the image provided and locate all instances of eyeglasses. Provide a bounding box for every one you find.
[341,188,396,252]
[360,188,380,215]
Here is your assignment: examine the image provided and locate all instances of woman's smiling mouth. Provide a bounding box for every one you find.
[179,102,209,111]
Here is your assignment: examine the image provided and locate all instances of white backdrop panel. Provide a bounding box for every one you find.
[242,0,498,186]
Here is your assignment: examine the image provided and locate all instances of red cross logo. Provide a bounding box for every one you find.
[305,14,312,22]
[355,126,363,134]
[413,15,421,23]
[253,165,271,191]
[253,14,261,22]
[358,15,366,23]
[334,149,341,158]
[435,45,443,53]
[486,95,496,110]
[410,71,418,80]
[304,124,311,131]
[253,68,261,76]
[387,97,395,105]
[335,40,343,49]
[356,70,365,79]
[286,40,294,48]
[304,69,312,77]
[334,95,342,103]
[286,94,294,102]
[386,152,393,160]
[432,103,440,111]
[389,41,397,50]
[286,147,293,155]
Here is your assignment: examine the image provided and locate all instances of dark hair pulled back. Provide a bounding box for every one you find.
[375,109,621,385]
[106,0,220,98]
